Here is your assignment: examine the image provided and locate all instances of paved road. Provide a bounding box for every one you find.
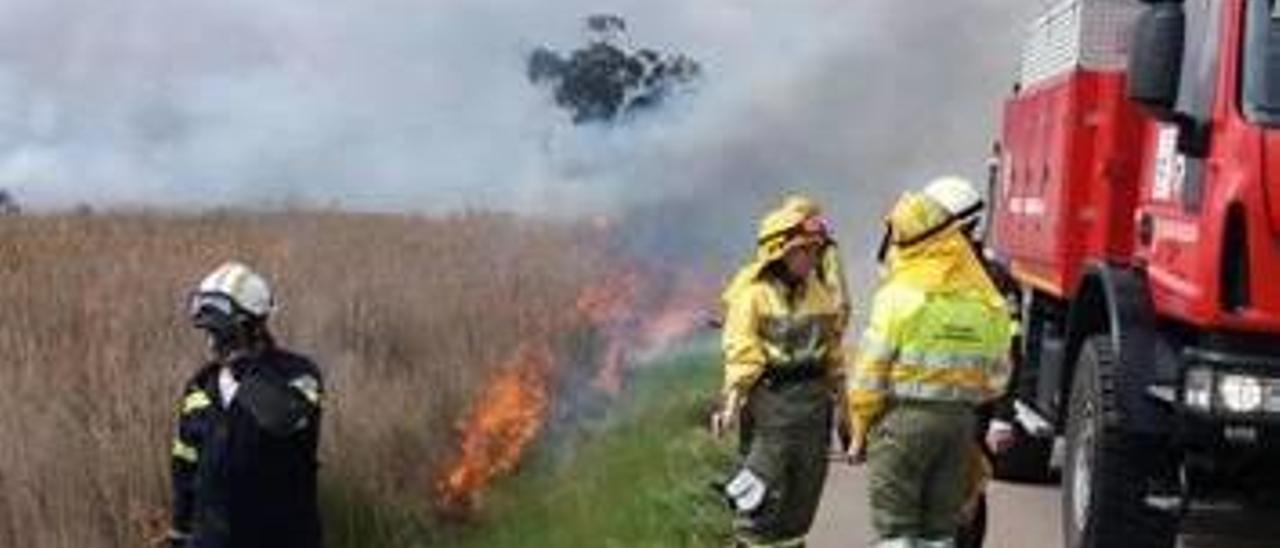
[809,463,1062,548]
[808,462,1275,548]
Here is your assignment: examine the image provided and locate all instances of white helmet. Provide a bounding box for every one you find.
[921,176,983,222]
[191,262,275,324]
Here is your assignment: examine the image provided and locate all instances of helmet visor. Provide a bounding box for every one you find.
[189,292,239,331]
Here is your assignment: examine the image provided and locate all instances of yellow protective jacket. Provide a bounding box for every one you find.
[724,243,850,333]
[722,271,846,400]
[819,245,851,338]
[722,195,851,340]
[846,226,1013,443]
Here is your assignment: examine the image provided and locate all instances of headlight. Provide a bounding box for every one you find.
[1219,374,1265,414]
[1184,368,1214,412]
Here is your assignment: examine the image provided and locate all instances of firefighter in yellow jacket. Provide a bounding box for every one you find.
[847,179,1013,547]
[714,197,849,548]
[722,195,851,333]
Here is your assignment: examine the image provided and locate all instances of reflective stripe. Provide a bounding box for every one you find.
[289,375,321,405]
[759,313,837,369]
[763,342,830,370]
[889,365,990,387]
[172,439,198,463]
[890,381,987,403]
[741,536,806,548]
[874,538,956,548]
[853,362,997,400]
[858,334,897,363]
[853,360,892,376]
[182,390,212,414]
[850,375,890,392]
[895,348,1000,370]
[850,359,892,392]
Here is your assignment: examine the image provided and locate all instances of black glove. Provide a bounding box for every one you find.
[237,370,313,436]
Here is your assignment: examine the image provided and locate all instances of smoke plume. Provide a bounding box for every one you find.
[0,1,1039,261]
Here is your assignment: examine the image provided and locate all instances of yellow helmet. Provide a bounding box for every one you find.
[780,194,821,217]
[886,191,952,247]
[723,195,830,305]
[755,199,826,263]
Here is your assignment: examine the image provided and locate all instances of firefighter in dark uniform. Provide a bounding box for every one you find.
[164,262,323,548]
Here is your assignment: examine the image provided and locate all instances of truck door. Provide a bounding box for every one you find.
[1139,0,1220,312]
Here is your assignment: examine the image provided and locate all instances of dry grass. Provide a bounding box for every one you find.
[0,211,612,547]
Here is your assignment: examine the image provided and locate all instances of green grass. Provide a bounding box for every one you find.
[450,346,735,548]
[321,480,435,548]
[319,345,735,548]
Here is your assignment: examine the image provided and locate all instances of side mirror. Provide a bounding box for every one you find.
[1127,2,1185,121]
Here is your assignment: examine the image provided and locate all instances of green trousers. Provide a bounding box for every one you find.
[867,401,975,543]
[733,379,832,547]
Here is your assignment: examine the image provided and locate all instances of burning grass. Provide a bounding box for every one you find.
[0,211,621,547]
[436,341,555,514]
[432,263,715,517]
[449,347,734,548]
[0,210,718,547]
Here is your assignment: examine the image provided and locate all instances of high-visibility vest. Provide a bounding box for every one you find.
[847,282,1013,438]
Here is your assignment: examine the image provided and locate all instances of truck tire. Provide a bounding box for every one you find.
[1062,335,1177,548]
[992,421,1055,483]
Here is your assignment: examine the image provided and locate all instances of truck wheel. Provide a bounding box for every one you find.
[992,421,1055,483]
[1062,335,1177,548]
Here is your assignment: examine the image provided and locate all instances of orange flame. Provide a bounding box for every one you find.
[640,300,705,354]
[575,271,641,396]
[577,268,715,395]
[575,271,640,324]
[591,339,628,396]
[434,267,715,513]
[639,270,713,356]
[436,341,554,512]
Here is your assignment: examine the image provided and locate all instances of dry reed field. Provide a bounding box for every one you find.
[0,211,616,547]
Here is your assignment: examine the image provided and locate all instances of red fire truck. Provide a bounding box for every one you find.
[988,0,1280,546]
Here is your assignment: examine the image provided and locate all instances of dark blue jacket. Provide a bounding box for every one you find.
[170,348,323,548]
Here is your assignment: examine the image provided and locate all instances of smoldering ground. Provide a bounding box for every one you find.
[0,0,1038,264]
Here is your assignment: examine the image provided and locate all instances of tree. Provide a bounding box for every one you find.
[526,14,702,124]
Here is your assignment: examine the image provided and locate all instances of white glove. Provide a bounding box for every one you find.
[986,420,1016,454]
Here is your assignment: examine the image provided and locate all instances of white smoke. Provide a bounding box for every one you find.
[0,0,1038,224]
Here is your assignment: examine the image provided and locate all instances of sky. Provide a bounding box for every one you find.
[0,0,1042,261]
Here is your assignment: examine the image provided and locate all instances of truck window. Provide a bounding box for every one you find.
[1244,0,1280,124]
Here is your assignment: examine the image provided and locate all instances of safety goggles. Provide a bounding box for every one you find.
[189,292,240,331]
[759,215,831,248]
[877,202,987,264]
